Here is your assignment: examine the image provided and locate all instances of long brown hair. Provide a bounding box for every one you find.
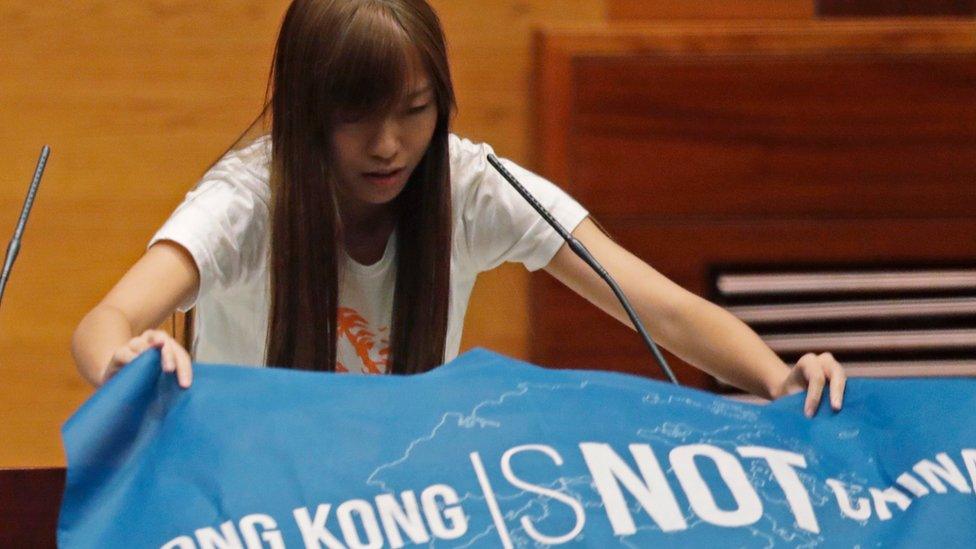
[261,0,455,374]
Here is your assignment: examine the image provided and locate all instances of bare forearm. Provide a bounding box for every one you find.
[545,220,843,406]
[650,296,789,399]
[71,305,136,387]
[545,221,792,398]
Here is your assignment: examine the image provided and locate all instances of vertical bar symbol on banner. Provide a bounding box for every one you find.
[469,451,514,548]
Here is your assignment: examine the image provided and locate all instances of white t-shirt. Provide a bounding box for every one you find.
[149,134,588,372]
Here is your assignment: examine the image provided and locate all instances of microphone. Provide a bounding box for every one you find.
[486,153,678,385]
[1,145,51,310]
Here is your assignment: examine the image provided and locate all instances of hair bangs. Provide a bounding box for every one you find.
[325,7,421,121]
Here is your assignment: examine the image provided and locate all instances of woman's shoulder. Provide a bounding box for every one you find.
[448,132,492,174]
[194,135,273,206]
[447,133,501,196]
[233,134,272,171]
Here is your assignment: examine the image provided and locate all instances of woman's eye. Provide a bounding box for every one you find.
[406,103,430,115]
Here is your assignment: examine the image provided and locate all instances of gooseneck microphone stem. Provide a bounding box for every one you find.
[486,154,678,385]
[1,145,50,310]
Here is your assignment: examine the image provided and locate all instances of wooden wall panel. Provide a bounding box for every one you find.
[534,20,976,386]
[609,0,813,20]
[571,54,976,219]
[536,20,976,202]
[0,0,606,468]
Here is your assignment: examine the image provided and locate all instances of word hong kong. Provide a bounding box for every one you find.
[161,442,976,548]
[161,484,466,549]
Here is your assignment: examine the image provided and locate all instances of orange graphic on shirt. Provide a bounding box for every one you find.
[337,307,390,374]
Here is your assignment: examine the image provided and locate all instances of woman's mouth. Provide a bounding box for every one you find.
[363,167,405,186]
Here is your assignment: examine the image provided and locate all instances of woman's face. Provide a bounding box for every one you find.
[331,66,438,213]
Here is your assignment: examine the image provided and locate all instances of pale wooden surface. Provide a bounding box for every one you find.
[0,0,606,467]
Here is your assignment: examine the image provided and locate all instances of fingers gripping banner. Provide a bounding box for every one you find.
[59,349,976,547]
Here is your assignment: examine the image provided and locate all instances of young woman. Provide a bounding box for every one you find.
[71,0,846,417]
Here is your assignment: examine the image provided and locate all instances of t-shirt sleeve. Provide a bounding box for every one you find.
[452,135,589,273]
[148,140,271,312]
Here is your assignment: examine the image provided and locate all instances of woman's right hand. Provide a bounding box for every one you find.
[101,329,193,388]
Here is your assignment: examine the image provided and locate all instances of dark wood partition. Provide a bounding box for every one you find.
[532,21,976,389]
[608,0,976,19]
[608,0,813,20]
[0,468,64,547]
[818,1,976,17]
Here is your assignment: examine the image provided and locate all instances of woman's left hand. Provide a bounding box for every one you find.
[772,352,847,418]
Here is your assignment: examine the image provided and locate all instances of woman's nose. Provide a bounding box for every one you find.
[368,118,400,161]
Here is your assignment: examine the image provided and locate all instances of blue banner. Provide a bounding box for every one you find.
[60,348,976,548]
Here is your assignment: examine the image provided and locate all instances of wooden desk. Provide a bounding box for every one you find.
[0,468,64,548]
